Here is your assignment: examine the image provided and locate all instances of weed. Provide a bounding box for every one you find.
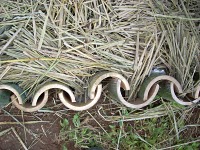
[59,109,199,150]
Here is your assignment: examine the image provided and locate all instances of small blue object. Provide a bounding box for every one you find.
[151,68,166,75]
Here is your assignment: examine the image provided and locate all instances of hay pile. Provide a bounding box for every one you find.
[0,0,199,102]
[150,0,200,94]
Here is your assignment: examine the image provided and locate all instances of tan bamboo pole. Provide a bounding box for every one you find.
[58,71,130,111]
[107,75,187,109]
[170,83,200,105]
[11,82,75,112]
[88,71,130,99]
[0,83,26,108]
[194,85,200,100]
[58,84,102,111]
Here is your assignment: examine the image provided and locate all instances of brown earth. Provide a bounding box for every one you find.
[0,105,82,150]
[0,97,199,150]
[0,95,109,150]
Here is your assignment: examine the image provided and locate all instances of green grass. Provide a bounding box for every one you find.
[59,105,199,150]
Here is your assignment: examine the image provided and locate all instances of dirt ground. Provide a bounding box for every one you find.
[0,99,199,150]
[0,106,81,150]
[0,95,109,150]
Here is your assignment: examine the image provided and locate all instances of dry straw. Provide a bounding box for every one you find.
[0,0,199,107]
[150,0,200,95]
[0,0,163,100]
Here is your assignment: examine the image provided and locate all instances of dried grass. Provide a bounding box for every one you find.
[0,0,163,99]
[150,0,200,93]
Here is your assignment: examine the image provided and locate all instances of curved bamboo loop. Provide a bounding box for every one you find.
[0,84,26,105]
[194,85,200,100]
[11,82,75,112]
[11,93,48,112]
[88,71,130,99]
[170,83,200,105]
[0,84,27,110]
[0,74,199,112]
[140,75,182,100]
[107,79,158,109]
[59,71,129,111]
[58,84,102,111]
[107,75,197,109]
[32,82,76,106]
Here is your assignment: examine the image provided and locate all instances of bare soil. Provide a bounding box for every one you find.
[0,98,199,150]
[0,105,83,150]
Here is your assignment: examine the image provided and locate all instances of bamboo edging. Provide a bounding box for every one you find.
[107,75,199,109]
[0,72,199,112]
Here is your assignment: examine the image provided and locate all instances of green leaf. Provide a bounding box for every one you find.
[62,144,68,150]
[61,119,69,129]
[73,113,80,127]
